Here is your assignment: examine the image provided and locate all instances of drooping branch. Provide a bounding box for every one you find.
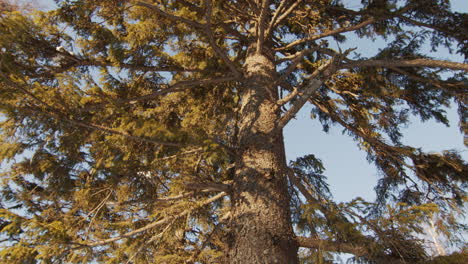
[342,58,468,71]
[74,76,238,114]
[46,59,204,75]
[186,211,231,263]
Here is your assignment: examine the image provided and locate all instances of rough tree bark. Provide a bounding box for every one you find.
[227,47,299,263]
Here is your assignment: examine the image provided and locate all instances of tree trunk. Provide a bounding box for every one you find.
[227,51,298,263]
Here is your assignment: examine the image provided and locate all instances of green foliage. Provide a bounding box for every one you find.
[0,0,466,263]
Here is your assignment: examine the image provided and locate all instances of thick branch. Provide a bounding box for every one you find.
[256,0,270,53]
[277,79,322,128]
[287,169,318,203]
[277,58,336,128]
[342,58,468,71]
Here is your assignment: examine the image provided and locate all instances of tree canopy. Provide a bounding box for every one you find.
[0,0,467,263]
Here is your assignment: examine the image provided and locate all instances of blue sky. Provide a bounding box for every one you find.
[30,0,467,203]
[285,0,468,202]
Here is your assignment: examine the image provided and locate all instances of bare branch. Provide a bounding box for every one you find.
[342,58,468,71]
[153,148,204,161]
[277,86,300,106]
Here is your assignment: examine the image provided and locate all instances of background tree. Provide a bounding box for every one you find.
[0,0,466,263]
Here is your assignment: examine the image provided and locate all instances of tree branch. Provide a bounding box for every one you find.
[203,1,242,77]
[79,192,227,247]
[122,76,239,104]
[45,59,203,77]
[274,46,319,86]
[276,58,336,129]
[184,181,232,193]
[0,74,192,147]
[267,0,303,38]
[397,15,461,38]
[296,236,368,256]
[389,67,467,90]
[256,0,270,53]
[277,18,375,51]
[342,58,468,71]
[135,1,204,29]
[267,0,290,35]
[277,79,322,128]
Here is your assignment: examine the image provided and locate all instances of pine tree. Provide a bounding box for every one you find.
[0,0,466,263]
